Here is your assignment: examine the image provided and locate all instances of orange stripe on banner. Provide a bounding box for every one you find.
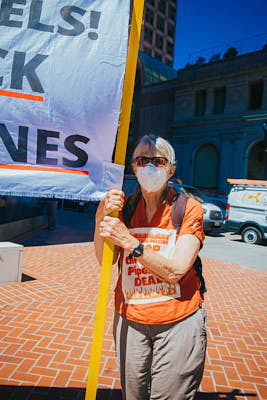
[0,90,44,102]
[0,164,89,175]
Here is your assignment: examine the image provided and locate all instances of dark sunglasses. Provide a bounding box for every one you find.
[134,156,169,167]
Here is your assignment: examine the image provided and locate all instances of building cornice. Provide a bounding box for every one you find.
[175,50,267,87]
[170,110,267,129]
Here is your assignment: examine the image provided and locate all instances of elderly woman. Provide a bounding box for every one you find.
[94,135,207,400]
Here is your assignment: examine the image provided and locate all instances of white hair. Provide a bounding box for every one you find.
[132,135,176,166]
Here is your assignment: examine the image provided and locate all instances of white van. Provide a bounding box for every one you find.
[224,179,267,244]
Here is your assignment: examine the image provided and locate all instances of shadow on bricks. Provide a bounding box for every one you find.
[196,389,257,399]
[0,386,123,400]
[0,386,258,400]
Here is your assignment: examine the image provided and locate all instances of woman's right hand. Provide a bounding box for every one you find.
[102,188,125,217]
[94,189,124,264]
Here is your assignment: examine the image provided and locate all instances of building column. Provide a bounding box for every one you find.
[232,135,246,179]
[205,88,214,115]
[218,136,234,193]
[263,120,267,180]
[173,138,194,184]
[173,138,186,182]
[174,90,194,120]
[261,77,267,109]
[225,82,248,113]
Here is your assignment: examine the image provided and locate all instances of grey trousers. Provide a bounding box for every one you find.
[113,307,207,400]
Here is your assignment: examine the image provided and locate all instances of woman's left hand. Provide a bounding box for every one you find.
[99,216,138,251]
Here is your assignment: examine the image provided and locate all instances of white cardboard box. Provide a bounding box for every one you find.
[0,242,23,286]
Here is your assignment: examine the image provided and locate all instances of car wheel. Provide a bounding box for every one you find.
[241,226,262,244]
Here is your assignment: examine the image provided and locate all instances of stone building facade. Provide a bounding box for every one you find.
[135,50,267,194]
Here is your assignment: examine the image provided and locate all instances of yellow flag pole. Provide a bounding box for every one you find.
[85,1,144,399]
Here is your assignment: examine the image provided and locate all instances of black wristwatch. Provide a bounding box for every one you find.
[129,243,144,259]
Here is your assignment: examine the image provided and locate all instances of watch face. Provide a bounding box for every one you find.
[133,243,144,257]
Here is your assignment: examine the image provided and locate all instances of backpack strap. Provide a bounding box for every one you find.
[193,255,207,293]
[171,192,188,233]
[171,193,207,294]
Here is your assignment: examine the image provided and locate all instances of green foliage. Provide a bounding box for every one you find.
[223,47,238,59]
[209,53,221,62]
[184,62,192,69]
[195,56,206,65]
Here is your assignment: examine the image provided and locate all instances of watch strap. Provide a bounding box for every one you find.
[128,243,144,259]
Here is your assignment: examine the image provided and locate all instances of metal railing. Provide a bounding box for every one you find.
[187,32,267,66]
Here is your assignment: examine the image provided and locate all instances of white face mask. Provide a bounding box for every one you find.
[136,164,168,193]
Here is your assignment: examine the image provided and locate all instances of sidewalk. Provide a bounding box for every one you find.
[0,220,266,399]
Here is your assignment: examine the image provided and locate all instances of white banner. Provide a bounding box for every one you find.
[0,0,129,200]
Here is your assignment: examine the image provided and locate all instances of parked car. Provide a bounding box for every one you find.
[169,182,224,232]
[204,195,227,218]
[224,179,267,244]
[122,176,224,232]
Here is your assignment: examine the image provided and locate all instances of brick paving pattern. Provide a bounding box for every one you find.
[0,243,266,399]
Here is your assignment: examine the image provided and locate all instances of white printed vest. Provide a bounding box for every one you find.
[121,227,180,304]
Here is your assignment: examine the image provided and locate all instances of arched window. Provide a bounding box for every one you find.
[247,141,264,179]
[194,144,219,189]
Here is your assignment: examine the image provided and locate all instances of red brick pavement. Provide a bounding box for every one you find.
[0,243,266,399]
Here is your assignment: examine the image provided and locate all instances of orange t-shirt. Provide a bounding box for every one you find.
[115,188,205,325]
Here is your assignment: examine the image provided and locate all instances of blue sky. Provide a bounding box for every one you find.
[174,0,267,70]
